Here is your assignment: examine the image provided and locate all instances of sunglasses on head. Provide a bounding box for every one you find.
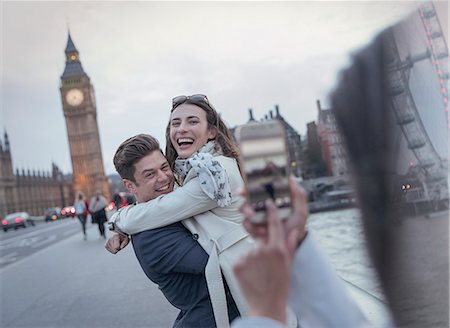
[172,94,209,110]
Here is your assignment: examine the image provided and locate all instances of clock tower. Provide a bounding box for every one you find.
[60,32,110,201]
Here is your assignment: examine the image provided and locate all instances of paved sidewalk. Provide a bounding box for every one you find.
[1,224,178,328]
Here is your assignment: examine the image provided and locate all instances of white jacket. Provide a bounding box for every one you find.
[110,156,245,234]
[110,156,296,328]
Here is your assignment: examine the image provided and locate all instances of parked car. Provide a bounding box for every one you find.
[2,212,34,232]
[61,206,76,218]
[45,207,62,222]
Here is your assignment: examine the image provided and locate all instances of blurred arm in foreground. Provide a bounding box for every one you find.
[234,4,449,327]
[331,5,449,325]
[232,177,369,327]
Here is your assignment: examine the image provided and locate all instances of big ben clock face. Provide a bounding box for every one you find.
[66,88,84,106]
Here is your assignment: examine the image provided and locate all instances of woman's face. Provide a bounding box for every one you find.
[169,103,217,159]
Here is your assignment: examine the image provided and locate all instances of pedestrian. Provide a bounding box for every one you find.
[74,192,89,240]
[89,190,108,238]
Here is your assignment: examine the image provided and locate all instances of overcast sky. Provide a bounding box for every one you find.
[1,1,426,175]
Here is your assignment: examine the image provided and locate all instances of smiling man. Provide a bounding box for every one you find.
[109,134,239,327]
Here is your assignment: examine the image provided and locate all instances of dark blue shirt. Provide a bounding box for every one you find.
[131,222,240,327]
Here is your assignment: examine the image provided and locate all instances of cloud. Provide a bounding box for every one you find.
[3,1,418,174]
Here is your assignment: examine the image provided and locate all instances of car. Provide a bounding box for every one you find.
[45,207,62,222]
[2,212,34,232]
[61,206,76,218]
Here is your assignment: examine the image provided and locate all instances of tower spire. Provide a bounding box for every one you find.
[248,108,255,122]
[61,31,86,78]
[59,30,110,200]
[65,30,78,53]
[4,130,10,152]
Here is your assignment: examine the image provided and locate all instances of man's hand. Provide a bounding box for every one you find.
[233,199,297,324]
[240,175,309,256]
[105,233,129,254]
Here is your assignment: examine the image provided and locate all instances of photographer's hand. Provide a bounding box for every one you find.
[234,199,295,324]
[240,175,309,255]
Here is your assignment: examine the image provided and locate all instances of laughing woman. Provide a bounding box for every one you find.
[109,95,297,328]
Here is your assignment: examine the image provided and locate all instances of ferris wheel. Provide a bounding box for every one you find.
[419,2,449,122]
[386,1,448,208]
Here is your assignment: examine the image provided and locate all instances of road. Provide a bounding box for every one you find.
[2,209,446,327]
[0,219,81,269]
[0,219,178,328]
[0,210,388,328]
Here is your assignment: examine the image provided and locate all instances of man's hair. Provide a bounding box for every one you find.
[113,134,161,183]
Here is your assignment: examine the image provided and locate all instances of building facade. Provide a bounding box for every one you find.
[0,133,14,218]
[302,121,327,179]
[60,33,110,200]
[233,105,303,177]
[273,105,303,177]
[1,33,112,218]
[316,100,349,176]
[0,133,73,218]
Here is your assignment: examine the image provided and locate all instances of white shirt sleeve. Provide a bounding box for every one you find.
[230,234,370,328]
[232,317,286,328]
[110,177,218,234]
[290,233,370,328]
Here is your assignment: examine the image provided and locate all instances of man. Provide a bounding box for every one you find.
[108,134,239,327]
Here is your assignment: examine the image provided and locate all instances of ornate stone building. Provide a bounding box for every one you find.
[59,33,110,200]
[0,133,14,218]
[1,33,111,218]
[273,105,303,177]
[0,132,73,218]
[316,100,349,176]
[303,121,327,179]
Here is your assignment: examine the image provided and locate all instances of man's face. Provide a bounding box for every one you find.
[123,151,175,202]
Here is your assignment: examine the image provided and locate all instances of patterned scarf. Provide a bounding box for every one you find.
[174,141,232,207]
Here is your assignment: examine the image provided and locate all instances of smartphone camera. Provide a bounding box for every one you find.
[236,120,291,223]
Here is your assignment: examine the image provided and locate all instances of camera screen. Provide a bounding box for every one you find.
[238,121,291,214]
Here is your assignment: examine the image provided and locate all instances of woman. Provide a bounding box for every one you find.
[110,95,296,327]
[89,190,109,238]
[74,192,89,240]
